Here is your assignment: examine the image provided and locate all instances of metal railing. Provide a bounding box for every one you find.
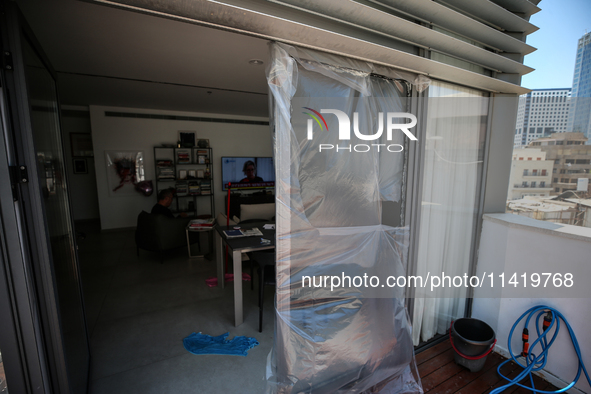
[513,184,550,188]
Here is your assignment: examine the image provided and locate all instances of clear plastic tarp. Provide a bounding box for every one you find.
[266,42,426,393]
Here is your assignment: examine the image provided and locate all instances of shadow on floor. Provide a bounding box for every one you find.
[75,220,274,394]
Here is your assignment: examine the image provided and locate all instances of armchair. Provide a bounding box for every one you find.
[135,211,199,263]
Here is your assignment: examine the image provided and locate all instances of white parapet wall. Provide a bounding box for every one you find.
[472,213,591,393]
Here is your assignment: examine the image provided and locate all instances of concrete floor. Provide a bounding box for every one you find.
[76,221,274,394]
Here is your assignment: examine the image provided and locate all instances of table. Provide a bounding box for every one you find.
[186,225,214,258]
[215,223,275,326]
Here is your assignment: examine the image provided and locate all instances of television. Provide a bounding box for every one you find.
[221,157,275,191]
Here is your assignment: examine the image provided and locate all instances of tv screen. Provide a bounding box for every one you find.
[221,157,275,191]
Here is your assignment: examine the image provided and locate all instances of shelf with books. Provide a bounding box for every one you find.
[176,149,191,164]
[155,152,175,182]
[194,148,211,165]
[154,146,214,217]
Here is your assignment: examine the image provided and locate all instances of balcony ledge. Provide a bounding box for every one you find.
[483,213,591,243]
[512,186,552,189]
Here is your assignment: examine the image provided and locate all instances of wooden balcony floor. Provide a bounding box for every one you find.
[417,339,558,394]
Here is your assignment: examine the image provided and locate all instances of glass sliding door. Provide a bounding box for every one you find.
[412,81,489,345]
[0,2,89,392]
[23,37,90,394]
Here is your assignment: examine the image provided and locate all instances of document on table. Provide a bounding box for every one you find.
[223,229,244,238]
[263,224,275,230]
[242,227,263,237]
[223,227,263,238]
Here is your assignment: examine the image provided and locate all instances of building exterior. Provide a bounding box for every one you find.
[514,88,571,148]
[506,197,589,227]
[528,132,591,194]
[566,32,591,142]
[564,198,591,227]
[507,148,553,199]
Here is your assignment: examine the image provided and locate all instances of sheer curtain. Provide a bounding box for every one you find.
[412,81,488,345]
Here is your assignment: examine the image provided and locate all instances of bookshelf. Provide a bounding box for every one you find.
[154,146,214,217]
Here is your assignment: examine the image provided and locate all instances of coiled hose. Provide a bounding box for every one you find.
[491,305,591,393]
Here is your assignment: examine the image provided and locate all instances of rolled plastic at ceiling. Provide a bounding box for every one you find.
[266,42,423,393]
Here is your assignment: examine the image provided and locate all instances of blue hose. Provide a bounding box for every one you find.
[491,305,591,394]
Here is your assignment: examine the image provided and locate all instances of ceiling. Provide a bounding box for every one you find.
[15,0,271,117]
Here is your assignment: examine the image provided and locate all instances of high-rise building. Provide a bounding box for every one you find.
[514,88,571,148]
[566,32,591,143]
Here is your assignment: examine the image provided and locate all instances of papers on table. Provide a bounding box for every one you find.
[263,223,275,230]
[223,229,244,238]
[189,218,215,228]
[243,228,263,237]
[223,227,264,238]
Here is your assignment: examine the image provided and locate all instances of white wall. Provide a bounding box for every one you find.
[483,94,519,213]
[89,106,272,230]
[473,213,591,393]
[61,109,100,221]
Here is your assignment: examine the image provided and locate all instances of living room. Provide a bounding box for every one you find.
[18,0,276,229]
[14,0,280,392]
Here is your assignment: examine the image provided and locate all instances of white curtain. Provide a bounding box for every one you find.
[412,81,489,345]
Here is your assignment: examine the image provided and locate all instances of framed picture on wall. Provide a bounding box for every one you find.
[178,131,196,147]
[105,151,145,197]
[73,158,88,174]
[70,133,94,157]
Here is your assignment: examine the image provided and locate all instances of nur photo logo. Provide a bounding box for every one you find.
[303,107,418,152]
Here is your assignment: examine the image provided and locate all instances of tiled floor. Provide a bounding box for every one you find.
[76,221,274,394]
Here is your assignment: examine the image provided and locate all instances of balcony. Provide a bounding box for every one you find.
[555,165,590,172]
[473,214,591,393]
[417,339,559,393]
[513,184,551,189]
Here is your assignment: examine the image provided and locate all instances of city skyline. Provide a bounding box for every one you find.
[521,0,591,90]
[514,88,571,148]
[566,32,591,142]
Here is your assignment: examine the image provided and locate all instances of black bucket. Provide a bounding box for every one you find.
[450,318,496,372]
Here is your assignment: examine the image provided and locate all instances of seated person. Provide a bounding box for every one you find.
[239,160,264,183]
[151,188,187,218]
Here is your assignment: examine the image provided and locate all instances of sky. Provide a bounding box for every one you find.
[520,0,591,89]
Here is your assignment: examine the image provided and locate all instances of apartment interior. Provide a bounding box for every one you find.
[4,0,591,393]
[14,0,277,392]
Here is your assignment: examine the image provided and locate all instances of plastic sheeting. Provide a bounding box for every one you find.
[266,42,424,393]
